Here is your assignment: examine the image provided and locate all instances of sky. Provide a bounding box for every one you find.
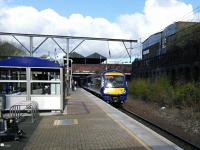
[6,0,146,21]
[0,0,199,62]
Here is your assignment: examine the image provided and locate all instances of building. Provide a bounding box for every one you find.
[142,21,197,59]
[64,52,132,86]
[142,32,162,59]
[133,21,200,82]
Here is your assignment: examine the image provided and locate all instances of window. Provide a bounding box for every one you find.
[143,49,149,55]
[31,68,61,95]
[0,68,26,80]
[31,83,60,95]
[0,82,26,95]
[105,75,125,88]
[0,67,27,95]
[31,68,60,81]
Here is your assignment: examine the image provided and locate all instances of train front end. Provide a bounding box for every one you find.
[100,71,127,104]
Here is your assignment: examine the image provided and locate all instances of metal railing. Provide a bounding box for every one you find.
[9,101,39,123]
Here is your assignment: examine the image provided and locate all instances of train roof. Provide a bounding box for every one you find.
[87,69,125,78]
[102,69,123,74]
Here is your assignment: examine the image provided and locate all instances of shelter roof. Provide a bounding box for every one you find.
[65,52,107,64]
[69,52,84,58]
[0,56,61,68]
[86,52,106,59]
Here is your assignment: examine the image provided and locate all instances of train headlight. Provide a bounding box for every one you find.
[123,89,126,94]
[107,83,113,88]
[103,88,108,94]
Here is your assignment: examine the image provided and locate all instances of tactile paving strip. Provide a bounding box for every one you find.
[54,119,78,126]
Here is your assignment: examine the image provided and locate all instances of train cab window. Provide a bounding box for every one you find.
[94,77,101,88]
[105,75,124,88]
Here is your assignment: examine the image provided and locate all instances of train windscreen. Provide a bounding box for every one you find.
[105,75,124,88]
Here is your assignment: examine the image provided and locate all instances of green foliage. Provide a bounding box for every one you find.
[148,76,173,105]
[129,77,200,111]
[128,79,150,100]
[174,82,200,108]
[0,41,26,57]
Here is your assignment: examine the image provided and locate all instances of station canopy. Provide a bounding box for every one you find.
[68,52,107,64]
[0,56,61,68]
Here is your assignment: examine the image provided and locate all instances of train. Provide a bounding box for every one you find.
[84,69,128,104]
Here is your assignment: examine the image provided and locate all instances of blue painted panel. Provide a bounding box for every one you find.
[0,56,61,68]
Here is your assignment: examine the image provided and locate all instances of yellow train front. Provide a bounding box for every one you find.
[85,70,128,104]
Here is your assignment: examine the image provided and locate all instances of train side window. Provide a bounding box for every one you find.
[95,77,101,88]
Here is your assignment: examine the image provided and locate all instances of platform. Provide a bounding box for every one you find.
[2,88,182,150]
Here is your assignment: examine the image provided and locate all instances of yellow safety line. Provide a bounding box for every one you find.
[102,108,152,150]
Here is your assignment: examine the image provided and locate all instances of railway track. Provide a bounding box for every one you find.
[120,107,200,150]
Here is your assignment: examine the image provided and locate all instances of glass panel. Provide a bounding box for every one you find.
[31,68,60,81]
[105,75,125,88]
[0,68,26,80]
[91,77,101,89]
[0,82,27,95]
[31,83,60,95]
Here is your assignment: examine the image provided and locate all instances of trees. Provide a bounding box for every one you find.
[0,41,27,59]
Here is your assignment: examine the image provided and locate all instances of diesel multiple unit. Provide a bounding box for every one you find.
[84,70,128,104]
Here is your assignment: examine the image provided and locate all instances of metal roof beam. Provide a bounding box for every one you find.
[12,35,30,53]
[33,37,48,53]
[70,40,85,54]
[122,41,131,59]
[0,32,137,43]
[51,38,67,55]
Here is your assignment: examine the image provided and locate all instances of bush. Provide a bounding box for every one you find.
[174,82,200,110]
[128,79,150,100]
[148,76,173,105]
[128,77,200,112]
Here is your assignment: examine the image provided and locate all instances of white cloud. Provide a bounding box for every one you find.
[0,0,196,61]
[118,0,194,40]
[0,5,131,59]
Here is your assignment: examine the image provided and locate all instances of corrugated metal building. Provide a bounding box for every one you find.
[133,21,200,82]
[142,21,197,59]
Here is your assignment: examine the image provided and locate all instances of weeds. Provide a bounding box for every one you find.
[128,77,200,112]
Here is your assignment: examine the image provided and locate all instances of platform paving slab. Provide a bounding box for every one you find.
[82,89,182,150]
[1,88,182,150]
[23,88,147,150]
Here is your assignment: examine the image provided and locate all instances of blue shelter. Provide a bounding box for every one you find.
[0,56,64,111]
[0,56,61,68]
